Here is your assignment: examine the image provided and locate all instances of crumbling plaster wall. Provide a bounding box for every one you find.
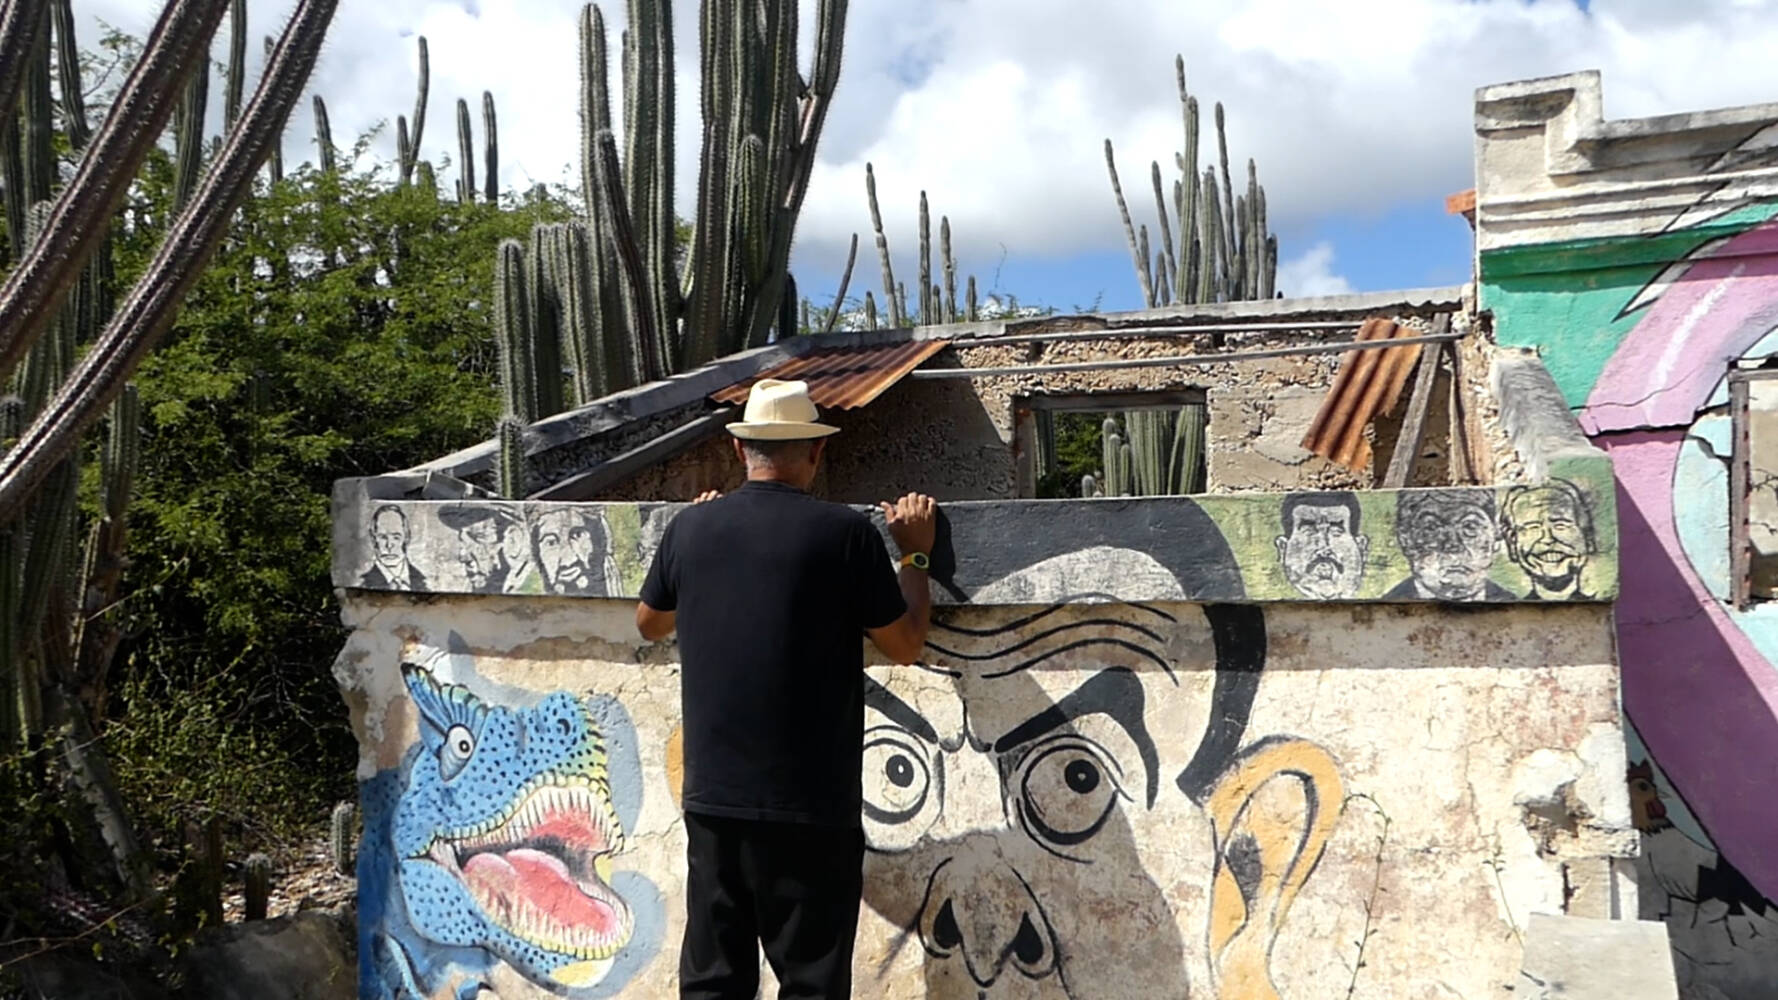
[598,328,1489,503]
[335,592,1633,999]
[955,335,1376,493]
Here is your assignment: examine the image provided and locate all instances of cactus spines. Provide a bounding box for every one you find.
[821,233,857,335]
[966,275,978,323]
[918,190,931,324]
[1104,138,1154,309]
[455,97,474,203]
[481,91,498,203]
[941,217,957,323]
[224,0,247,127]
[1107,57,1273,306]
[493,239,535,424]
[263,37,283,183]
[863,289,878,330]
[400,36,430,184]
[865,163,901,328]
[50,0,91,150]
[1081,474,1097,498]
[329,801,356,875]
[174,57,210,209]
[735,134,768,284]
[312,94,334,173]
[498,415,527,499]
[243,852,273,921]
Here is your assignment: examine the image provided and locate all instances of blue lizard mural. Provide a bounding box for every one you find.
[359,662,662,999]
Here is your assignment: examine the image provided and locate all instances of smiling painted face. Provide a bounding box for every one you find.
[1502,484,1592,597]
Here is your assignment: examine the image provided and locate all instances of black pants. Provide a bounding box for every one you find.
[679,811,865,1000]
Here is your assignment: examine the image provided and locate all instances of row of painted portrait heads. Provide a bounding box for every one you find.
[364,503,643,596]
[1275,479,1599,601]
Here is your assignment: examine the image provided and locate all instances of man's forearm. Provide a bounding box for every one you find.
[898,564,932,644]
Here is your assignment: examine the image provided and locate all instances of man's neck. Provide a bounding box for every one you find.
[746,470,808,490]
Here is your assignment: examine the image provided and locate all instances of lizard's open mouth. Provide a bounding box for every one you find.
[425,779,634,961]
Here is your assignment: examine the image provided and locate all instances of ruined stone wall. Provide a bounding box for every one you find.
[955,334,1376,493]
[336,591,1631,1000]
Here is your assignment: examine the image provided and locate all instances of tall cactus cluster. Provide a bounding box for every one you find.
[0,0,338,897]
[489,0,851,497]
[1092,408,1207,497]
[852,163,980,330]
[1104,55,1277,308]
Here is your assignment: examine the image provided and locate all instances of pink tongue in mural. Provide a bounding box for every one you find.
[463,848,621,935]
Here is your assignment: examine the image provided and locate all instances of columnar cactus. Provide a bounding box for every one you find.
[481,91,498,204]
[329,801,356,875]
[1097,407,1207,497]
[455,97,475,203]
[243,853,273,921]
[397,37,429,186]
[1104,55,1277,306]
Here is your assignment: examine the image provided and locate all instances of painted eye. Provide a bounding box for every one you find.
[1017,739,1126,853]
[440,724,475,781]
[861,727,937,851]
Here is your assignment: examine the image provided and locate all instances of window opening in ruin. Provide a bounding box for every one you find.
[1014,390,1208,499]
[1731,368,1778,607]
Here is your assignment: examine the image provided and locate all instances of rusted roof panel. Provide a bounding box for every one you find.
[711,339,950,410]
[1301,317,1434,470]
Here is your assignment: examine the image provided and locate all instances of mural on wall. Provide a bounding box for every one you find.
[1273,491,1369,599]
[1500,480,1597,600]
[339,484,1618,607]
[1383,490,1514,600]
[856,501,1344,1000]
[1485,186,1778,992]
[1629,760,1778,998]
[363,505,430,591]
[358,654,662,999]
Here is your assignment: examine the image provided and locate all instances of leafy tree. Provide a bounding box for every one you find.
[101,154,573,842]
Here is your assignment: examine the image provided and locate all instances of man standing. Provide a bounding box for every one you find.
[635,379,936,1000]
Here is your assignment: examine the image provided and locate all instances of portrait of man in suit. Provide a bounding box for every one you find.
[361,504,428,591]
[1384,490,1513,601]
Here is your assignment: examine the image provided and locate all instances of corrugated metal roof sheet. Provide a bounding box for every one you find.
[1301,317,1434,470]
[711,339,950,410]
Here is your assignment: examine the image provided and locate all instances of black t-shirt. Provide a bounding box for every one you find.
[639,480,908,827]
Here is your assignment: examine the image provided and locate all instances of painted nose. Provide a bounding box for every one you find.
[918,850,1057,987]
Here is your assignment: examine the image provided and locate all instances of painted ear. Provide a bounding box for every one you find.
[1203,736,1343,1000]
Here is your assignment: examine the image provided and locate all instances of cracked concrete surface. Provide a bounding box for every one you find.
[334,592,1631,998]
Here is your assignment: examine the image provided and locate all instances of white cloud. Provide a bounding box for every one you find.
[69,0,1778,285]
[1274,242,1354,298]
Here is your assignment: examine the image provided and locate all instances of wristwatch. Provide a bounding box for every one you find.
[900,551,930,571]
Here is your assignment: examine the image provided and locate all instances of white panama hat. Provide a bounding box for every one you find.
[726,378,840,440]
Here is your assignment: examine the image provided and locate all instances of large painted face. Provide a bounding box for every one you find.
[1503,489,1588,590]
[856,548,1337,1000]
[373,509,408,568]
[1398,497,1497,600]
[534,510,601,595]
[393,666,636,991]
[1277,503,1368,599]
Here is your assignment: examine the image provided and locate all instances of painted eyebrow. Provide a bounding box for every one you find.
[991,667,1159,808]
[932,599,1176,638]
[926,618,1169,663]
[863,675,939,744]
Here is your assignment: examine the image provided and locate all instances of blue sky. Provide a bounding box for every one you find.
[85,0,1778,316]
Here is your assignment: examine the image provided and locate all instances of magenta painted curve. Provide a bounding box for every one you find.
[1582,218,1778,898]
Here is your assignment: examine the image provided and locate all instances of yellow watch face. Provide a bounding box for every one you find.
[903,552,930,570]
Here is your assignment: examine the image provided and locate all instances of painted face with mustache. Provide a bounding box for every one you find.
[1277,503,1368,599]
